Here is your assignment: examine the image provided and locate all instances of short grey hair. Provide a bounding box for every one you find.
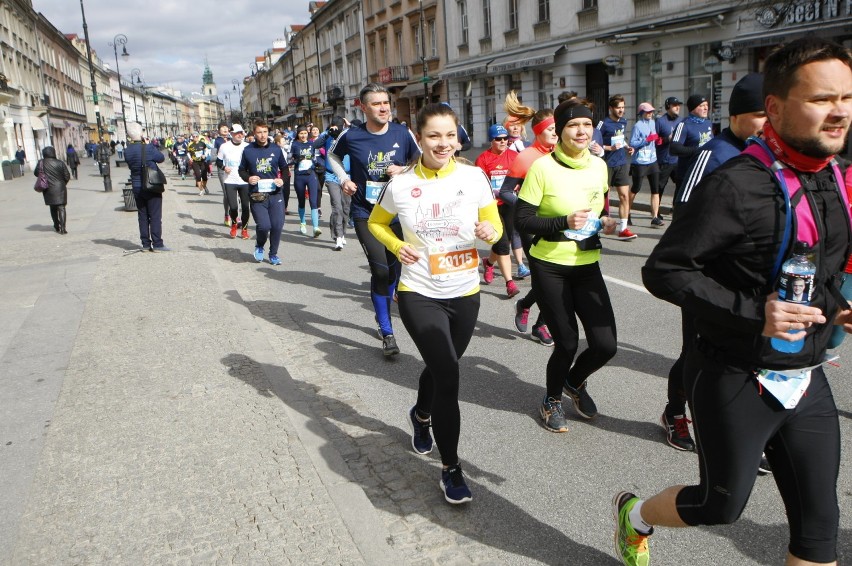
[126,122,143,141]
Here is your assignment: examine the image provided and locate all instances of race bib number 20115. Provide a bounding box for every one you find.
[428,241,478,280]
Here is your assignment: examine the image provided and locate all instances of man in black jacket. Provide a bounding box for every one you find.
[613,37,852,566]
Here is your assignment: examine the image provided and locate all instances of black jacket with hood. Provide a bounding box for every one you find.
[34,146,71,206]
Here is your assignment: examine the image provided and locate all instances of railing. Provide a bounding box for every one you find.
[378,66,409,83]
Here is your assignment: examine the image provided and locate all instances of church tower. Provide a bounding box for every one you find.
[202,59,216,97]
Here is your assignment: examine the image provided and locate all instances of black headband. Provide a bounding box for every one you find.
[555,104,594,135]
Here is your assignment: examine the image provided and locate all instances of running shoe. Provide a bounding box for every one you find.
[516,264,531,279]
[204,187,210,195]
[225,215,232,227]
[407,406,433,455]
[540,395,569,433]
[440,464,472,504]
[514,300,530,333]
[230,223,238,238]
[333,237,343,251]
[241,228,250,240]
[506,280,520,298]
[563,382,598,419]
[299,223,307,235]
[199,189,205,196]
[253,247,264,262]
[613,491,652,566]
[758,452,772,475]
[660,412,695,451]
[382,334,400,357]
[657,213,666,221]
[617,228,638,241]
[482,258,495,284]
[531,324,554,346]
[650,217,665,227]
[341,236,347,246]
[313,227,322,238]
[269,255,281,266]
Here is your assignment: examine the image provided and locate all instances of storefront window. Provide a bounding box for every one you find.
[688,44,722,129]
[635,50,662,108]
[485,77,496,126]
[538,70,553,111]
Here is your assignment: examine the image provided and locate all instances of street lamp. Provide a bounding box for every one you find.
[131,68,149,135]
[232,79,242,113]
[418,0,430,101]
[224,92,232,118]
[108,33,129,137]
[78,0,111,191]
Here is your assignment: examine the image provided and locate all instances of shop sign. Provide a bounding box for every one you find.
[602,55,623,67]
[757,0,852,29]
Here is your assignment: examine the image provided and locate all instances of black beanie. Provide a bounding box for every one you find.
[728,73,765,116]
[687,94,707,112]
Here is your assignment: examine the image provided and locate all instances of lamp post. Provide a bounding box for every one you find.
[108,33,129,137]
[224,92,232,119]
[131,68,149,135]
[418,0,430,102]
[78,0,111,191]
[232,79,242,117]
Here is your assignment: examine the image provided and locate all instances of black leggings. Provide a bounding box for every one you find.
[516,228,544,327]
[224,183,250,227]
[491,204,514,256]
[399,292,480,467]
[664,309,695,416]
[191,160,208,182]
[529,259,617,398]
[353,218,402,336]
[676,346,839,563]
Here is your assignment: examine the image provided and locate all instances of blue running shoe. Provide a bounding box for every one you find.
[253,247,264,262]
[269,255,281,266]
[440,464,472,504]
[408,406,433,455]
[517,264,531,279]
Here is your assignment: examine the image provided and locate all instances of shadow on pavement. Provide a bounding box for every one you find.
[25,224,56,232]
[92,237,143,251]
[221,351,619,564]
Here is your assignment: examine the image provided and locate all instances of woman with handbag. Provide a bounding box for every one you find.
[34,146,71,234]
[124,122,169,252]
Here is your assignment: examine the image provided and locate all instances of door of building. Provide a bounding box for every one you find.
[586,63,609,124]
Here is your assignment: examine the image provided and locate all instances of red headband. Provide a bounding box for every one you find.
[532,116,555,136]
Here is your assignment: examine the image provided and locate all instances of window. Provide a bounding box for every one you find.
[507,0,518,30]
[636,50,662,111]
[458,0,468,45]
[413,25,422,58]
[482,0,491,38]
[582,0,597,9]
[396,31,404,65]
[380,37,388,67]
[429,20,438,58]
[538,0,550,22]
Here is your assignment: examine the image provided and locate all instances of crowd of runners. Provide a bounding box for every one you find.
[121,37,852,566]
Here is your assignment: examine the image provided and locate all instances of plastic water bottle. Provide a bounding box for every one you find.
[771,241,816,354]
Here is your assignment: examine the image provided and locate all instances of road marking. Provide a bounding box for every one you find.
[604,274,650,294]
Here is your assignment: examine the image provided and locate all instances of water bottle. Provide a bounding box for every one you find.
[771,241,816,354]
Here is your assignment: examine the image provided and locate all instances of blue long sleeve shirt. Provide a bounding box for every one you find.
[630,118,657,165]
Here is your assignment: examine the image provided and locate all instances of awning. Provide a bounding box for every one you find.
[398,80,441,98]
[286,114,297,120]
[49,118,66,129]
[440,60,491,80]
[29,116,45,130]
[731,18,852,50]
[487,45,563,74]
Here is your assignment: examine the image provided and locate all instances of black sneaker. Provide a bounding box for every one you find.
[382,334,400,357]
[660,412,695,451]
[650,217,665,227]
[408,406,433,455]
[540,396,569,432]
[627,214,633,226]
[758,452,772,475]
[440,464,472,504]
[563,382,598,419]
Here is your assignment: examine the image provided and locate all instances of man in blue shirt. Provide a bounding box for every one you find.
[654,96,683,220]
[671,94,713,205]
[328,83,420,357]
[599,94,637,240]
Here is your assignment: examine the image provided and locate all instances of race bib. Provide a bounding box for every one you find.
[611,135,625,149]
[194,150,205,158]
[366,181,384,204]
[490,173,507,198]
[428,241,478,280]
[298,159,313,172]
[755,368,811,409]
[563,213,602,241]
[257,179,275,193]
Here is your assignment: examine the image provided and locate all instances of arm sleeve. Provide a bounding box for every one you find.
[669,122,697,158]
[629,125,648,149]
[368,202,406,258]
[641,172,766,332]
[514,163,569,235]
[498,176,523,204]
[478,201,503,245]
[278,150,289,178]
[327,152,349,182]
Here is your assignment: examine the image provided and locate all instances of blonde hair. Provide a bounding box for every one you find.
[503,91,535,125]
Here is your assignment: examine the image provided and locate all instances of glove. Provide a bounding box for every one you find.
[646,132,659,143]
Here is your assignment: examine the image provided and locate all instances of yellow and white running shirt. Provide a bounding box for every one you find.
[370,160,501,299]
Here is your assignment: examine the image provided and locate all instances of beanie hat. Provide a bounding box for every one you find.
[488,124,509,140]
[728,73,765,116]
[687,94,708,112]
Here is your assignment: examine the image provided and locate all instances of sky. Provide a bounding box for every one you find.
[32,0,314,103]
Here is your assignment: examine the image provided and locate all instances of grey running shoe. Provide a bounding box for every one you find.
[660,412,695,451]
[540,396,569,432]
[382,334,400,357]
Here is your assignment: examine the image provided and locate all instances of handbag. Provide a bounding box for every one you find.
[141,143,166,193]
[34,160,49,192]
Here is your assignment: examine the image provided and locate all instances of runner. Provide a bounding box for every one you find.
[514,98,618,432]
[368,102,502,504]
[628,102,662,227]
[238,121,290,265]
[217,124,251,240]
[328,83,421,357]
[475,123,520,298]
[291,126,325,237]
[324,116,351,251]
[614,38,852,566]
[599,95,637,240]
[172,134,189,180]
[187,132,209,196]
[498,91,557,346]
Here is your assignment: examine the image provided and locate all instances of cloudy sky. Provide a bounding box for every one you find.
[32,0,314,102]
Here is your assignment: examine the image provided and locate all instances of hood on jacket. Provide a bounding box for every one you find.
[42,146,56,159]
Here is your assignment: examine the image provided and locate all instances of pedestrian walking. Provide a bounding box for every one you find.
[34,146,71,234]
[124,122,169,252]
[65,143,80,180]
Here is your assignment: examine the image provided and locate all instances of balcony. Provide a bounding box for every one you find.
[326,84,345,103]
[378,66,409,84]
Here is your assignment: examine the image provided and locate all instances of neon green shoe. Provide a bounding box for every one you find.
[613,491,651,566]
